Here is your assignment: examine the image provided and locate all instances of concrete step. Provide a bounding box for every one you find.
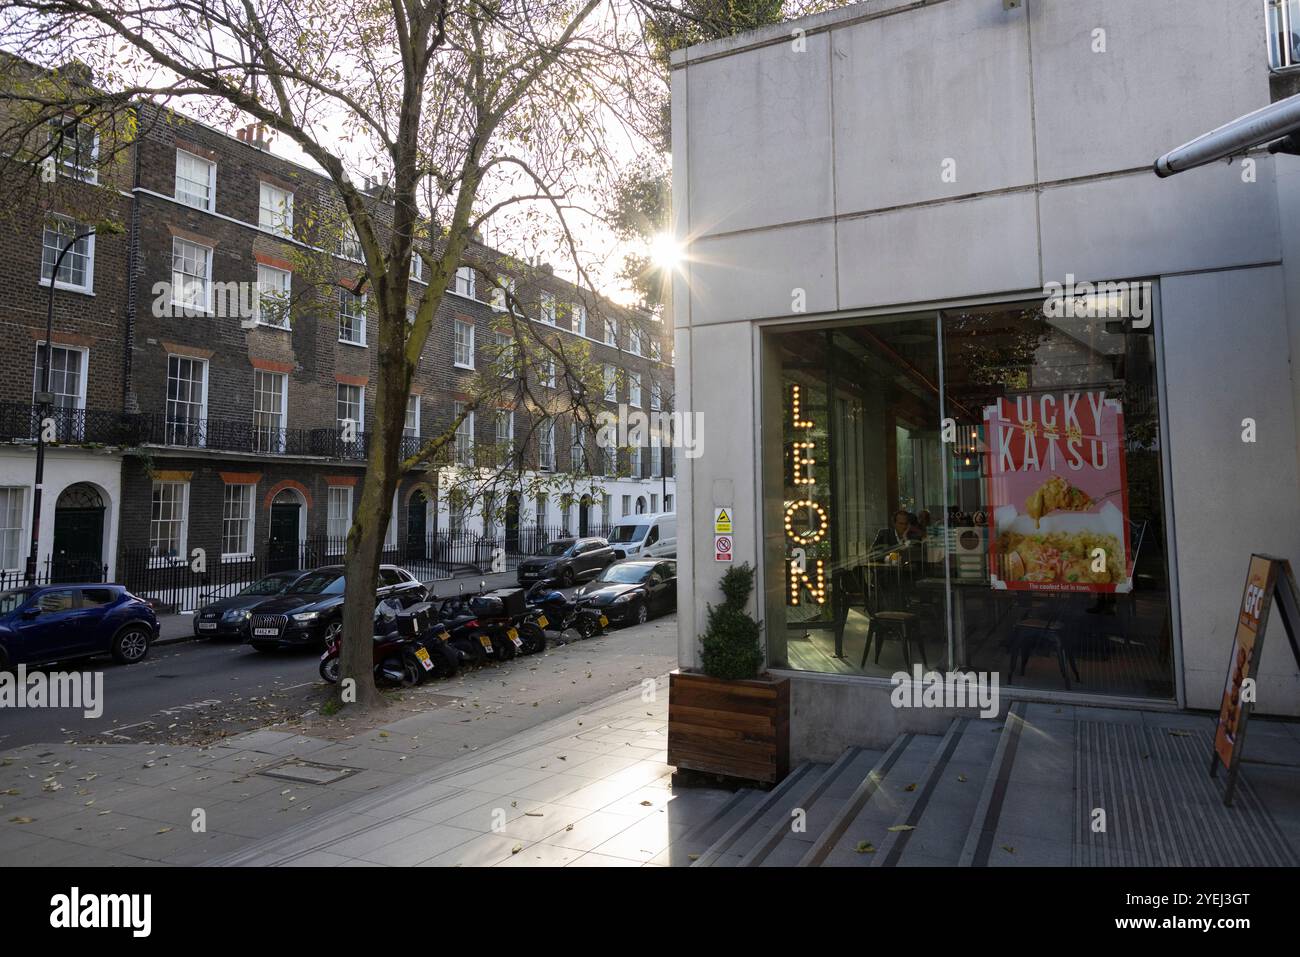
[666,787,767,864]
[872,716,1003,866]
[800,733,944,866]
[958,700,1077,866]
[690,762,827,867]
[737,747,884,867]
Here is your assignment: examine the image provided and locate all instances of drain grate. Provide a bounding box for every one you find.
[258,759,360,785]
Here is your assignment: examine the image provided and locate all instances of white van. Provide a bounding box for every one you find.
[607,513,676,560]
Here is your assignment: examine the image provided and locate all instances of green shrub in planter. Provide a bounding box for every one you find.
[699,562,764,680]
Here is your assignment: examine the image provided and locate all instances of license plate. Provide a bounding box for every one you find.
[438,630,451,641]
[508,627,522,649]
[198,622,217,631]
[599,615,608,627]
[414,647,433,671]
[319,650,330,661]
[536,615,548,629]
[478,634,494,652]
[254,627,279,636]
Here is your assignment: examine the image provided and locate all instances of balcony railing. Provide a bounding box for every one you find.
[0,402,427,462]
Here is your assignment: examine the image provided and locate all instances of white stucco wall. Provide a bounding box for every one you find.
[673,0,1300,724]
[0,448,123,581]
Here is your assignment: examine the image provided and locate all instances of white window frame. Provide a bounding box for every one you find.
[454,319,475,369]
[337,222,363,262]
[47,118,99,183]
[174,149,216,212]
[604,364,617,402]
[405,395,421,439]
[571,422,585,473]
[541,358,556,389]
[149,480,189,566]
[491,277,514,311]
[254,263,291,328]
[629,371,642,408]
[40,215,95,294]
[538,419,555,471]
[0,487,26,572]
[630,327,644,356]
[650,381,662,411]
[172,238,213,314]
[337,383,364,435]
[605,317,618,347]
[495,409,514,454]
[385,491,399,550]
[453,265,476,299]
[454,402,475,467]
[630,444,643,478]
[573,303,587,337]
[493,331,515,378]
[258,182,294,237]
[338,288,367,346]
[165,354,209,447]
[540,292,557,325]
[410,252,426,284]
[33,341,88,413]
[327,486,353,553]
[536,493,548,528]
[221,482,256,561]
[253,370,288,453]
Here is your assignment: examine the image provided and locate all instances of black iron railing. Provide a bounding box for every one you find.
[0,402,428,462]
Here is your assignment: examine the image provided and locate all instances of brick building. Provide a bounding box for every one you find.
[0,81,675,595]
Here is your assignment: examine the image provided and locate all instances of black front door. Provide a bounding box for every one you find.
[268,503,300,571]
[505,493,520,551]
[406,491,428,562]
[52,507,104,582]
[579,496,591,537]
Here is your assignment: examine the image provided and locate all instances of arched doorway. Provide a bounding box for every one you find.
[635,496,647,515]
[268,488,305,571]
[52,483,105,582]
[579,494,592,537]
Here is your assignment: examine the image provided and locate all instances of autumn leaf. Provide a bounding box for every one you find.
[903,783,916,792]
[887,824,915,832]
[854,841,876,854]
[9,816,33,824]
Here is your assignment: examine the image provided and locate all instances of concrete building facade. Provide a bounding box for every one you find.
[671,0,1300,760]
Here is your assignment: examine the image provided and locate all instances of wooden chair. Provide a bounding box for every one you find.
[864,610,926,670]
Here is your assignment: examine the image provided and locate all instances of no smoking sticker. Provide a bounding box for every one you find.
[714,535,733,562]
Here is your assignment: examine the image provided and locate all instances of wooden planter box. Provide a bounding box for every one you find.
[667,669,789,786]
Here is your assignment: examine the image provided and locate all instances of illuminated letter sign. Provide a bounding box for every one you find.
[786,384,827,605]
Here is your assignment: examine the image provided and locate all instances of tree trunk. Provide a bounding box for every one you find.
[337,463,392,710]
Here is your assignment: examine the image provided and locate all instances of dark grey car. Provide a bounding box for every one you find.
[516,537,617,587]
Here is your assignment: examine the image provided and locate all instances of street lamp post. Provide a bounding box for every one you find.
[25,228,96,585]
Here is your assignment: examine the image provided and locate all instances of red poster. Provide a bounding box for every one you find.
[984,391,1132,593]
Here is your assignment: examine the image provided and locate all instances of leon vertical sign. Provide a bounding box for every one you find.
[1210,554,1300,806]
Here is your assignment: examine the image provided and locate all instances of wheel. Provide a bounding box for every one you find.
[575,615,597,640]
[250,642,278,653]
[519,622,547,655]
[560,566,575,587]
[430,641,459,678]
[111,625,151,664]
[633,601,649,626]
[322,619,343,644]
[400,654,423,687]
[319,655,340,683]
[452,635,488,667]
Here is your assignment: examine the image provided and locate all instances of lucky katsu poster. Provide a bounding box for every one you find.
[984,391,1132,593]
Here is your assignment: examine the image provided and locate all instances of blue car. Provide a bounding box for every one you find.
[0,584,159,669]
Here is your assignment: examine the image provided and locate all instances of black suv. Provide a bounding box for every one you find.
[243,564,426,650]
[517,537,617,587]
[193,569,311,639]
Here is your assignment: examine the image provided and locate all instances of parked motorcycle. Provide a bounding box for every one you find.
[525,578,608,641]
[318,600,435,687]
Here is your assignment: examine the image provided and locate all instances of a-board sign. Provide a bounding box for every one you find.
[1210,554,1300,806]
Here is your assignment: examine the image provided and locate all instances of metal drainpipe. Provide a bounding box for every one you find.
[122,105,142,411]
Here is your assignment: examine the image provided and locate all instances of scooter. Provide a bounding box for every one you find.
[318,600,433,686]
[525,578,607,641]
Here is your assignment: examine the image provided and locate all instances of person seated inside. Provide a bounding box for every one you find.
[872,509,922,559]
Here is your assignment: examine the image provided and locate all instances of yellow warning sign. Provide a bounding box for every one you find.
[714,507,733,534]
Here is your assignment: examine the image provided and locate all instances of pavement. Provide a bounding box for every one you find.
[0,610,685,866]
